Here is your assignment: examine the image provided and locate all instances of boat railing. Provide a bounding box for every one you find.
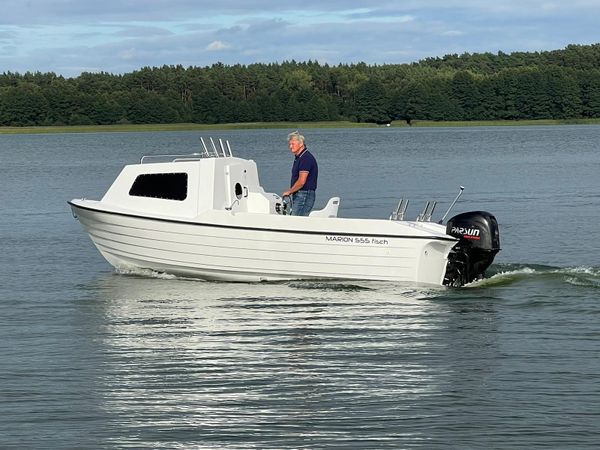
[140,137,234,164]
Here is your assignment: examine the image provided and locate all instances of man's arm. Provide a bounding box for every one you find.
[283,171,309,197]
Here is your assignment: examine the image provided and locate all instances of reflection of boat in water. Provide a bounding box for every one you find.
[69,138,500,286]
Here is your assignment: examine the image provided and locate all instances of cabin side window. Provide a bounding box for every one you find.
[128,173,188,201]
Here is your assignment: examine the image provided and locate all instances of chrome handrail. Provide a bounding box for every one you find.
[140,153,203,164]
[140,137,234,163]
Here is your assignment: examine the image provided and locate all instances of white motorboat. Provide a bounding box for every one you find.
[69,138,500,286]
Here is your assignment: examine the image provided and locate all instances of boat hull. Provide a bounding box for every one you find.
[69,201,456,286]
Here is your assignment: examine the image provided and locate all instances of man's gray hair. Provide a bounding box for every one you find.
[287,130,305,144]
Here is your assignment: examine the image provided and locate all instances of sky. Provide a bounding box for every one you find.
[1,0,599,78]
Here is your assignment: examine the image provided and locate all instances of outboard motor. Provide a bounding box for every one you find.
[443,211,500,287]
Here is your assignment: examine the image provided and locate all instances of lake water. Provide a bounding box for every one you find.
[1,126,599,449]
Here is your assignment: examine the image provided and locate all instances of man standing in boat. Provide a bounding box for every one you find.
[283,130,318,216]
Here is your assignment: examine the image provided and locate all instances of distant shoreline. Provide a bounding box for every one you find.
[1,118,599,135]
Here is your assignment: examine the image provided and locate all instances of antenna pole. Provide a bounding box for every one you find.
[439,186,465,224]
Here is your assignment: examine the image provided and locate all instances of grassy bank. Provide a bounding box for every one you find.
[1,118,599,135]
[407,118,600,127]
[0,121,379,135]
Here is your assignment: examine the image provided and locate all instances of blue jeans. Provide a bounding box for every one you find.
[291,190,315,216]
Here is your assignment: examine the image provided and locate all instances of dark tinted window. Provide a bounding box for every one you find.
[129,173,188,201]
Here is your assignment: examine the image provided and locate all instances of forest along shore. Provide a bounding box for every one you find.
[1,44,600,129]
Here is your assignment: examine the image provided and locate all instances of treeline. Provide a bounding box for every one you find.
[1,43,600,126]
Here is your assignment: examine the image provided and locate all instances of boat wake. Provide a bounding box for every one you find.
[467,263,600,289]
[113,263,600,291]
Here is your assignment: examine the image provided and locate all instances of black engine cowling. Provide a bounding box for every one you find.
[443,211,500,286]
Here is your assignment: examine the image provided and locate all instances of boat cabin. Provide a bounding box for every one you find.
[100,140,339,219]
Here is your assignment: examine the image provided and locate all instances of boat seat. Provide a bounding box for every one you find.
[309,197,340,218]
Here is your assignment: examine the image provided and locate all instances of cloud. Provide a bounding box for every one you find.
[1,1,600,76]
[206,40,231,51]
[115,26,174,38]
[0,1,595,25]
[117,48,137,61]
[441,30,465,37]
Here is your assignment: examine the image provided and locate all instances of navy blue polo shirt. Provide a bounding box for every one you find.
[291,148,318,191]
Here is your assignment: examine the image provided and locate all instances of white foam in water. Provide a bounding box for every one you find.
[467,265,600,288]
[566,278,600,288]
[561,266,600,288]
[561,266,600,276]
[116,267,178,280]
[465,267,538,287]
